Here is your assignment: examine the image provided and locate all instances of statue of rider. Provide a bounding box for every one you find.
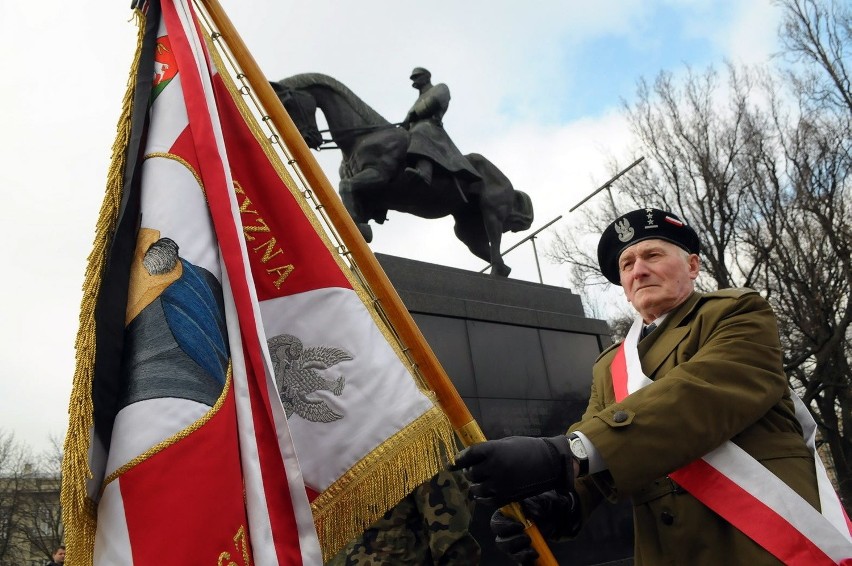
[402,67,481,187]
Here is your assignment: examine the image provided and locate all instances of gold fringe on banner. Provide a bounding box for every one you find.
[311,406,458,562]
[60,10,146,566]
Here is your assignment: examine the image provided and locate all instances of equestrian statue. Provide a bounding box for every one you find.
[271,69,533,277]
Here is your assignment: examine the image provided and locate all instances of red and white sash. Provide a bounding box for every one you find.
[611,318,852,565]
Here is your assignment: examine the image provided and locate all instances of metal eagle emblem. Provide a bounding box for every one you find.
[615,218,635,242]
[267,334,351,423]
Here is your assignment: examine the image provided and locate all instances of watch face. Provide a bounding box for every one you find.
[570,437,588,459]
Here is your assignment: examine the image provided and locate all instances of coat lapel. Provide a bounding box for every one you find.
[639,292,702,377]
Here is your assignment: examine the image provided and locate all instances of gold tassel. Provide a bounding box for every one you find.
[60,10,146,565]
[311,406,458,562]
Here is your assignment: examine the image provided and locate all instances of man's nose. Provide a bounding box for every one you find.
[631,258,651,277]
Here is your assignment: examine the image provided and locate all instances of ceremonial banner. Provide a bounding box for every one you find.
[63,0,455,563]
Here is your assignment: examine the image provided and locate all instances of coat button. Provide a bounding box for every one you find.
[613,410,629,423]
[660,511,675,525]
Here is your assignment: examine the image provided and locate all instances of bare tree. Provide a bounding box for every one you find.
[743,59,852,506]
[766,0,852,510]
[778,0,852,117]
[749,106,852,508]
[0,431,31,566]
[14,437,64,562]
[0,432,63,566]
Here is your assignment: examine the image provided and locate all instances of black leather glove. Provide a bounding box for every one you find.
[490,490,583,565]
[449,435,574,507]
[490,510,538,565]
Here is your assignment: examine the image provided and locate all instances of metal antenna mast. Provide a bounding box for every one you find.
[569,156,644,213]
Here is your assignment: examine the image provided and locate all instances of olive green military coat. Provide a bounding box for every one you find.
[570,289,820,565]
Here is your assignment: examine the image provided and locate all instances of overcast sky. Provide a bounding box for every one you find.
[0,0,782,453]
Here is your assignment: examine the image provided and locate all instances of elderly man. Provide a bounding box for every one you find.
[401,67,479,187]
[452,208,852,565]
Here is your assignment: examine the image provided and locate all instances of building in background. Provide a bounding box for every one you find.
[0,470,62,566]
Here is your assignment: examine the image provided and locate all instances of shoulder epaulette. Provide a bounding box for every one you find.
[595,340,621,362]
[703,287,757,300]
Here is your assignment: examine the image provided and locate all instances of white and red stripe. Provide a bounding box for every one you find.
[611,319,852,565]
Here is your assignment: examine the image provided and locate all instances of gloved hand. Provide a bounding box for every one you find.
[449,435,574,507]
[490,490,583,565]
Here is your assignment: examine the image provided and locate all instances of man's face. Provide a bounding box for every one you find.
[53,548,65,563]
[618,239,699,322]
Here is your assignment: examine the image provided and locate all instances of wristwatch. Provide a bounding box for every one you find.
[567,434,589,477]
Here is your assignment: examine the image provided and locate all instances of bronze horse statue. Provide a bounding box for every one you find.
[271,73,533,276]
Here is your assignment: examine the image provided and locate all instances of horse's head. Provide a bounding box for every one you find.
[270,82,322,149]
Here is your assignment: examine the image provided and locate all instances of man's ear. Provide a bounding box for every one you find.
[688,253,700,280]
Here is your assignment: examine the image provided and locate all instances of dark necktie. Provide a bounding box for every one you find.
[641,323,657,339]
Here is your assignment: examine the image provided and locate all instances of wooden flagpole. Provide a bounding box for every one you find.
[194,0,559,563]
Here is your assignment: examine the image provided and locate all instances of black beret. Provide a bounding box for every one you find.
[597,208,700,285]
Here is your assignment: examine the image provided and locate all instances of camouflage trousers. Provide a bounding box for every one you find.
[325,469,481,565]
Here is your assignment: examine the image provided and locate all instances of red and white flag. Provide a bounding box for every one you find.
[63,0,454,563]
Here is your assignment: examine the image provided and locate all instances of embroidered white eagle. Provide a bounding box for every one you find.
[267,334,351,423]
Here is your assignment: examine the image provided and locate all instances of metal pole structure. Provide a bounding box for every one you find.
[531,237,543,284]
[569,156,644,213]
[479,215,562,274]
[195,0,559,563]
